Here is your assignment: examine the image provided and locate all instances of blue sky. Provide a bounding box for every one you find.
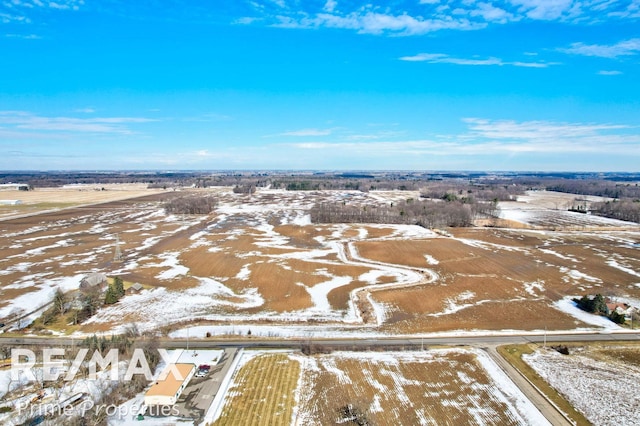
[1,0,639,171]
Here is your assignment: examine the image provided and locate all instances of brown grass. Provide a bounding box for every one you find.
[213,354,300,426]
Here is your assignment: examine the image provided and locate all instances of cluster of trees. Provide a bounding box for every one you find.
[104,276,125,304]
[590,200,640,224]
[163,195,217,215]
[420,183,523,203]
[310,198,492,228]
[37,277,128,329]
[233,184,257,194]
[573,294,626,324]
[67,331,161,425]
[546,179,640,199]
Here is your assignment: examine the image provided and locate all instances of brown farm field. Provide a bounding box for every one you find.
[0,188,639,335]
[294,348,547,425]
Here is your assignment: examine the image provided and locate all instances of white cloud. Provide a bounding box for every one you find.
[4,33,40,39]
[399,52,553,67]
[509,0,577,20]
[323,0,337,13]
[597,70,623,75]
[560,38,640,58]
[463,117,631,139]
[273,8,486,35]
[0,111,156,135]
[284,117,640,158]
[245,0,640,36]
[470,2,516,23]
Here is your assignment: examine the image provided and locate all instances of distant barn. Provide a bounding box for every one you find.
[79,273,107,290]
[0,183,30,191]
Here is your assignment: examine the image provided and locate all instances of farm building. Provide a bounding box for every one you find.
[79,273,107,290]
[0,183,30,191]
[144,363,195,406]
[0,200,22,205]
[126,282,144,294]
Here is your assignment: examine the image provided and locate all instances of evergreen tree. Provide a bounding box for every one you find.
[104,286,118,305]
[113,276,125,298]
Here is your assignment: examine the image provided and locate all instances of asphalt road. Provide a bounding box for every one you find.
[485,346,572,426]
[1,331,639,349]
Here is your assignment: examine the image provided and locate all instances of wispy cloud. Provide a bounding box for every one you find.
[399,52,554,68]
[1,0,83,26]
[0,111,156,135]
[4,33,40,39]
[598,70,623,75]
[285,117,640,158]
[462,117,631,140]
[242,1,639,36]
[272,10,485,35]
[560,38,640,58]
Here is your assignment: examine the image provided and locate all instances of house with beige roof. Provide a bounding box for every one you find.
[144,363,195,406]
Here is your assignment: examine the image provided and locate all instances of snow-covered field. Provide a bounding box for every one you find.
[293,348,550,425]
[524,346,640,426]
[1,187,639,338]
[499,190,640,229]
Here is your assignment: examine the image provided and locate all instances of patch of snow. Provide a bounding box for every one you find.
[151,251,190,280]
[607,259,640,278]
[424,254,439,265]
[553,297,623,330]
[235,264,251,280]
[523,280,545,296]
[539,248,577,262]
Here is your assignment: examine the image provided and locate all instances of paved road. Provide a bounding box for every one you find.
[173,348,238,423]
[485,346,572,426]
[1,331,639,349]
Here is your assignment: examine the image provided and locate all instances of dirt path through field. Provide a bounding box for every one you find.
[331,241,438,325]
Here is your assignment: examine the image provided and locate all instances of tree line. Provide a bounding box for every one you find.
[311,197,499,228]
[163,194,218,215]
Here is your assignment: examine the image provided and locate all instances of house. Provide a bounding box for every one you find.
[606,300,632,316]
[126,282,144,294]
[144,363,195,406]
[79,273,107,290]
